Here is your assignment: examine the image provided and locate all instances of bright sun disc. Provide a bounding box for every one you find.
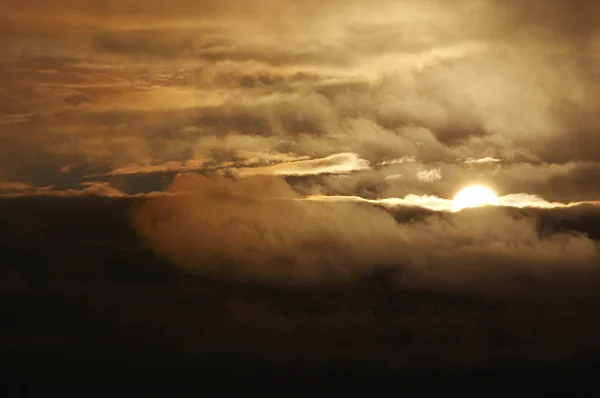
[451,185,499,212]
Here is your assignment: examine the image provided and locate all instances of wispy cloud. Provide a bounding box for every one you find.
[304,193,452,212]
[0,181,36,192]
[464,157,502,165]
[379,156,416,166]
[229,152,371,177]
[91,159,211,177]
[0,181,152,198]
[304,192,600,212]
[417,168,442,182]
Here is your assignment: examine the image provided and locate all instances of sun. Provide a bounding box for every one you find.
[451,185,499,212]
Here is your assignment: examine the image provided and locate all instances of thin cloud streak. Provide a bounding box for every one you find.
[229,152,371,177]
[4,174,599,213]
[304,193,600,212]
[464,157,502,164]
[0,181,159,198]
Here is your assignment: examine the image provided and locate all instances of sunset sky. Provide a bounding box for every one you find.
[2,0,600,279]
[1,0,599,203]
[2,1,600,384]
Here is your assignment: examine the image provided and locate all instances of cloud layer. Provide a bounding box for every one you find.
[3,1,600,377]
[0,0,598,204]
[133,174,600,295]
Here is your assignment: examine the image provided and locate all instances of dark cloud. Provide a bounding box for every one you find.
[115,175,600,371]
[2,188,600,382]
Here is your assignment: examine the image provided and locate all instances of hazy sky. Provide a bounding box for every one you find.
[3,3,600,370]
[1,0,600,283]
[1,0,599,202]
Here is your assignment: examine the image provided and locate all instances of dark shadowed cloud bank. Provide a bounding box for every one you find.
[3,189,600,378]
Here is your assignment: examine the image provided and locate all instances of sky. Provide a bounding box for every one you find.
[1,0,600,275]
[3,1,600,379]
[1,0,599,201]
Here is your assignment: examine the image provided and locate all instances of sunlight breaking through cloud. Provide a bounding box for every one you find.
[304,193,600,212]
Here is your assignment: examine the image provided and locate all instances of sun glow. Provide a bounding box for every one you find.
[451,185,499,212]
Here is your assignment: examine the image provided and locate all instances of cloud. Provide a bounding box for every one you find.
[229,153,370,177]
[133,174,600,294]
[3,0,600,374]
[0,0,599,212]
[76,181,128,197]
[0,181,139,198]
[498,193,567,209]
[3,179,600,369]
[417,168,442,182]
[5,172,596,215]
[379,157,416,166]
[0,181,36,192]
[307,191,600,213]
[305,193,451,212]
[93,159,211,177]
[0,181,55,196]
[465,157,502,165]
